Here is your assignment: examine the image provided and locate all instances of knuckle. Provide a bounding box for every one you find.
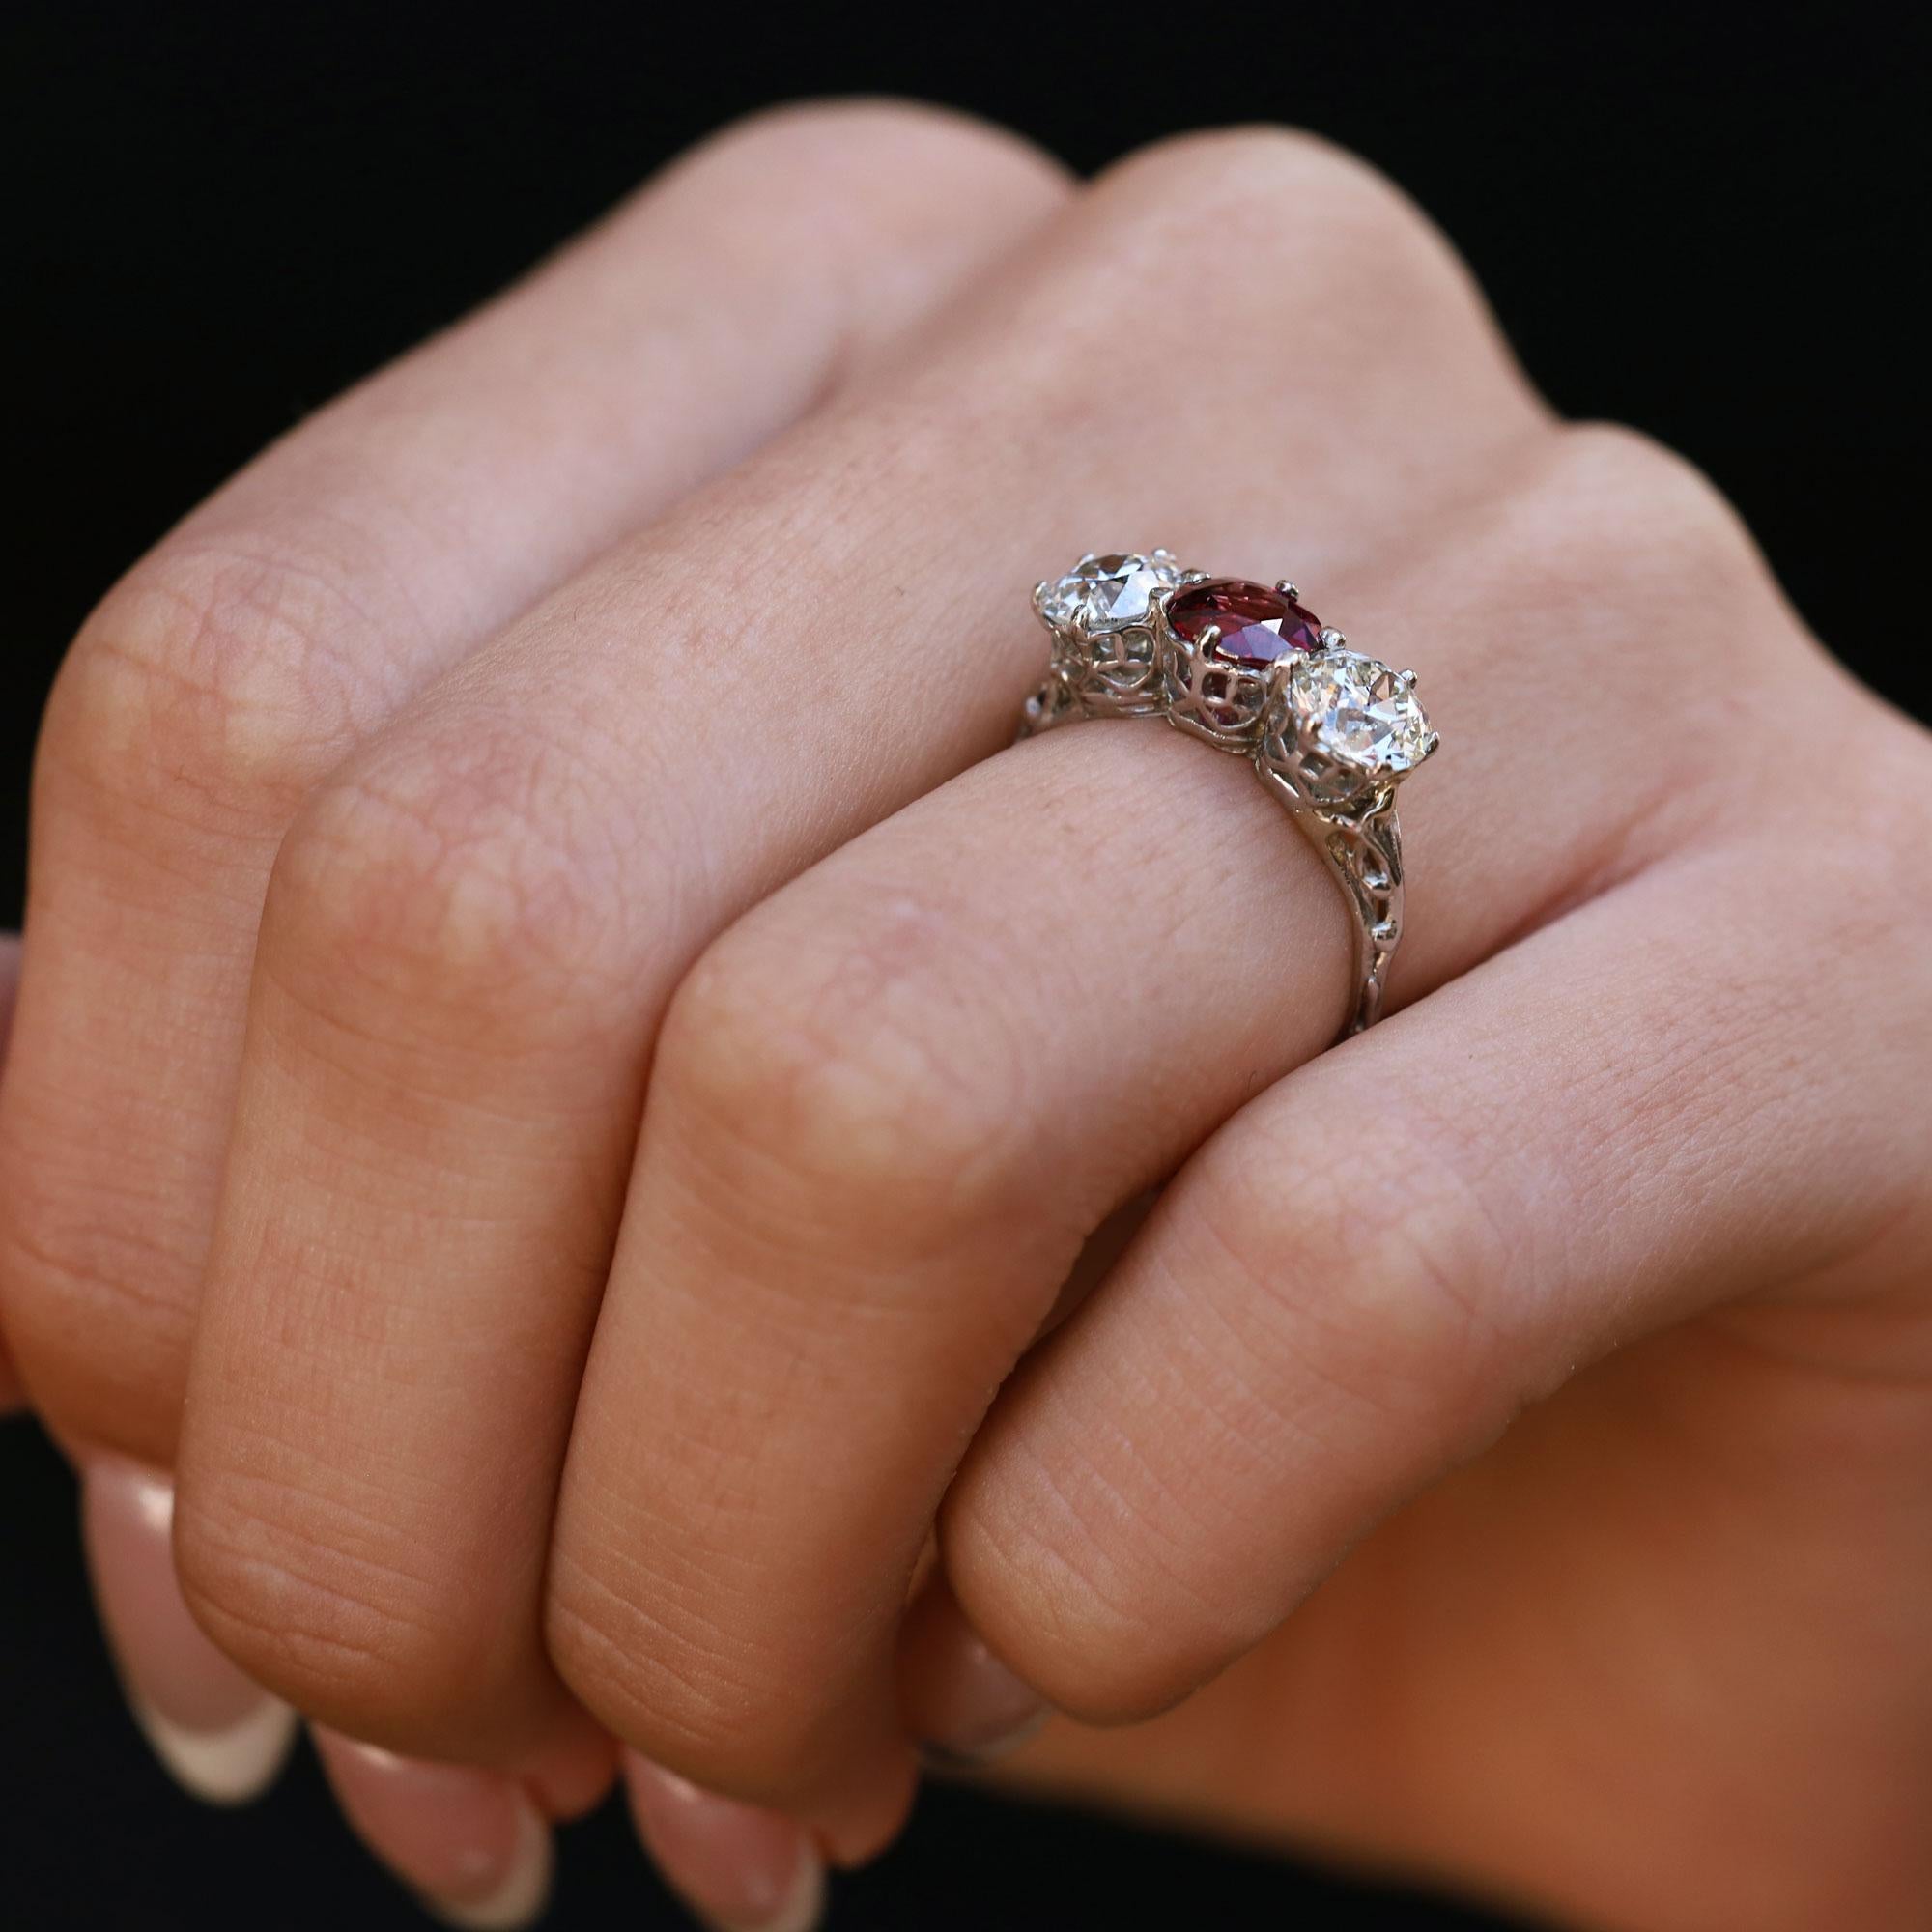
[1545,420,1766,595]
[1091,128,1538,412]
[262,714,652,1042]
[1107,125,1469,298]
[545,1544,835,1800]
[1119,122,1401,212]
[661,101,1068,374]
[1197,1115,1526,1452]
[545,1568,743,1774]
[41,535,395,834]
[699,97,1065,205]
[1468,423,1796,821]
[948,1107,1538,1725]
[174,1458,479,1746]
[944,1438,1235,1726]
[656,900,1033,1251]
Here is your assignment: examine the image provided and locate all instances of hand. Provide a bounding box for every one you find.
[0,100,1073,1926]
[5,100,1928,1932]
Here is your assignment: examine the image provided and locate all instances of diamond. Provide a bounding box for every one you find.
[1039,552,1182,634]
[1167,579,1323,669]
[1285,652,1433,773]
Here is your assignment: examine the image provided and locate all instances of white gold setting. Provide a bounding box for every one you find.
[1157,569,1276,748]
[1026,551,1185,730]
[1019,551,1437,1037]
[1259,649,1436,811]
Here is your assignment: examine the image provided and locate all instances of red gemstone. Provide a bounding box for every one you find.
[1167,579,1322,669]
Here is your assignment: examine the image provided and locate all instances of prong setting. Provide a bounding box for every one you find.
[1030,552,1187,721]
[1261,648,1434,808]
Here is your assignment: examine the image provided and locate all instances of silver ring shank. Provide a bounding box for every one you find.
[1293,787,1402,1037]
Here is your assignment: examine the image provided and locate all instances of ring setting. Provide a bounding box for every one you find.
[1021,553,1437,1036]
[1027,551,1185,730]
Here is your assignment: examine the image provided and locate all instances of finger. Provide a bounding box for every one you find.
[170,127,1544,1838]
[315,1733,558,1932]
[625,1753,826,1932]
[0,99,1069,1461]
[899,1575,1050,1768]
[79,1458,299,1803]
[76,1414,611,1873]
[88,1450,612,1910]
[548,409,1793,1819]
[941,832,1932,1726]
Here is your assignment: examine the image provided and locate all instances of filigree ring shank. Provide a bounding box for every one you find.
[1019,554,1436,1038]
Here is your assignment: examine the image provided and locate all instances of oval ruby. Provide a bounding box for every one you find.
[1167,579,1322,669]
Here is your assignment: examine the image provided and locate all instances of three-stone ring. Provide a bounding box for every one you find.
[1019,552,1437,1036]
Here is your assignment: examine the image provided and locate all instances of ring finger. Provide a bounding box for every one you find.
[546,408,1803,1828]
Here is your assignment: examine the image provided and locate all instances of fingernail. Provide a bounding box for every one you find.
[316,1733,554,1931]
[915,1623,1046,1768]
[80,1456,298,1804]
[624,1752,825,1932]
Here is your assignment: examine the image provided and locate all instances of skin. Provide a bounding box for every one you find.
[2,101,1929,1932]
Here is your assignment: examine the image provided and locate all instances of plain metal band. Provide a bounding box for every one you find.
[1016,669,1400,1039]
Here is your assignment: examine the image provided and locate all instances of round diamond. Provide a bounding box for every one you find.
[1286,652,1432,773]
[1167,579,1323,669]
[1039,552,1181,634]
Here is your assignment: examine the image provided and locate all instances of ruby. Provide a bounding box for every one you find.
[1167,579,1322,669]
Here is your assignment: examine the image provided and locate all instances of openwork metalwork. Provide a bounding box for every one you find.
[1024,551,1181,730]
[1159,576,1279,747]
[1019,552,1438,1037]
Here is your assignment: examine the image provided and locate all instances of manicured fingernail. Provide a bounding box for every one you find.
[624,1752,825,1932]
[80,1456,298,1804]
[316,1733,554,1931]
[916,1626,1046,1767]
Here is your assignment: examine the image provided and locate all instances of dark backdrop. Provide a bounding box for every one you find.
[3,4,1924,1927]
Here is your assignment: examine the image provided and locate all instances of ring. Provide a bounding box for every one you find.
[1020,553,1437,1037]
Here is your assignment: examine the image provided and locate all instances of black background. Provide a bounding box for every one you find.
[2,3,1924,1927]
